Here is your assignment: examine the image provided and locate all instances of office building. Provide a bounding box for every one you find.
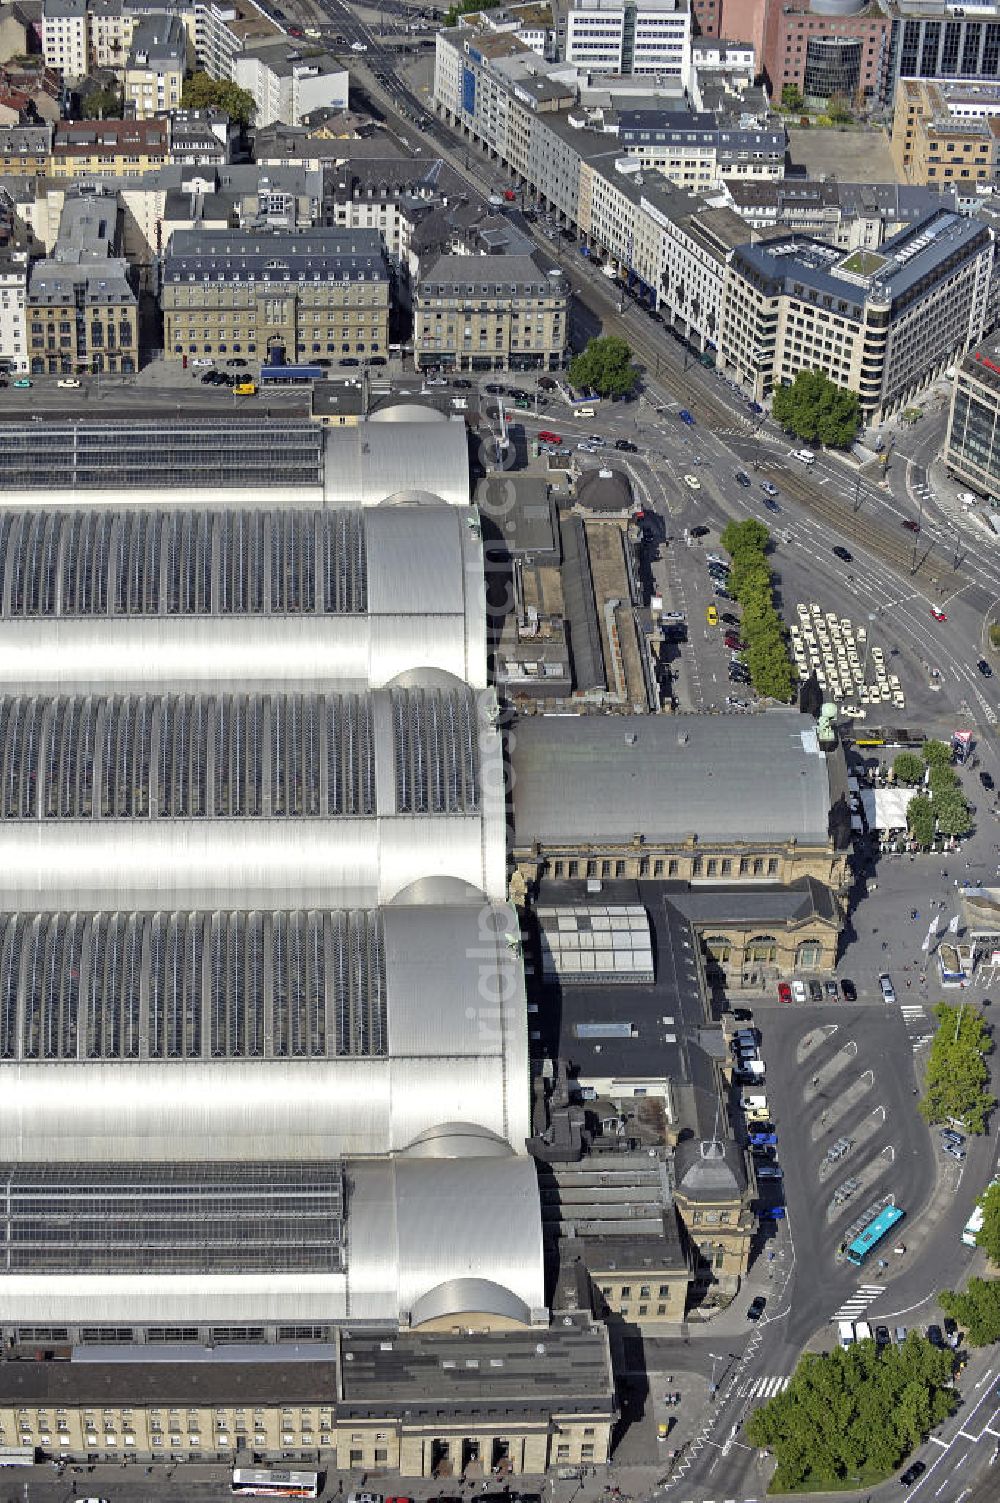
[755,0,894,107]
[564,0,692,79]
[719,207,994,423]
[414,252,569,372]
[889,1,1000,94]
[0,1323,614,1473]
[234,42,349,128]
[891,77,1000,188]
[160,227,390,364]
[508,708,850,934]
[124,13,185,118]
[944,340,1000,502]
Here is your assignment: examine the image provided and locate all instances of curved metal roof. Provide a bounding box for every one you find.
[0,1148,545,1328]
[323,420,470,508]
[0,903,529,1160]
[0,506,487,692]
[347,1152,545,1324]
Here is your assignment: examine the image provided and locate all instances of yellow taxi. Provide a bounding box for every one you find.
[706,604,719,627]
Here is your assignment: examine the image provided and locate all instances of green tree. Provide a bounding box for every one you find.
[939,1278,1000,1344]
[781,83,803,112]
[444,0,500,20]
[907,794,935,849]
[567,336,639,399]
[893,751,924,786]
[922,738,954,772]
[977,1182,1000,1264]
[828,92,853,124]
[181,71,256,126]
[720,517,770,558]
[745,1339,955,1492]
[919,1002,994,1133]
[771,368,861,449]
[934,787,972,839]
[86,82,121,118]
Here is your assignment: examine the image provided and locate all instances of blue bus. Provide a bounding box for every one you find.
[846,1204,905,1266]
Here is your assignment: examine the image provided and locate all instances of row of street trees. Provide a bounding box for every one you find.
[893,741,973,846]
[719,519,795,702]
[919,1002,993,1134]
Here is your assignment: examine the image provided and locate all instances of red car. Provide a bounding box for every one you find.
[538,430,562,444]
[930,605,948,622]
[901,519,921,533]
[725,633,747,651]
[778,981,792,1004]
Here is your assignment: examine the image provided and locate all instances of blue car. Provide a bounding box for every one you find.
[763,496,781,513]
[678,409,695,425]
[748,400,763,414]
[750,1132,778,1147]
[760,1205,786,1220]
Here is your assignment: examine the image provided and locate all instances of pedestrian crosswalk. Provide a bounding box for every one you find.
[737,1374,792,1400]
[900,1004,926,1022]
[832,1284,884,1321]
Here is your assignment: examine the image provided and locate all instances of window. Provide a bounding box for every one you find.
[747,935,777,963]
[703,935,731,963]
[796,940,822,969]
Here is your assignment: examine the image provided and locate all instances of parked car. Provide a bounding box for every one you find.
[792,980,807,1003]
[840,978,857,1001]
[825,980,839,999]
[980,771,994,791]
[807,980,822,1002]
[57,377,80,388]
[879,972,897,1003]
[778,982,792,1004]
[747,1295,767,1321]
[875,1325,891,1349]
[940,1129,965,1147]
[942,1142,966,1160]
[12,377,31,388]
[732,1008,753,1022]
[926,1324,944,1347]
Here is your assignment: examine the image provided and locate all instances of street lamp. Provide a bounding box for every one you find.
[709,1351,722,1396]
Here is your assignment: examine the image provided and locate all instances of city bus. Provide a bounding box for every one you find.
[231,1470,320,1498]
[845,1203,905,1266]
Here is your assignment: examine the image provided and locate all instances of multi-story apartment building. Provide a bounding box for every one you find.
[161,227,390,364]
[891,77,1000,188]
[0,125,54,177]
[0,249,29,372]
[196,0,284,82]
[51,117,171,177]
[944,340,1000,502]
[718,207,994,423]
[564,0,692,79]
[26,193,138,374]
[413,251,569,371]
[124,13,185,118]
[40,0,89,78]
[233,42,348,127]
[88,0,134,70]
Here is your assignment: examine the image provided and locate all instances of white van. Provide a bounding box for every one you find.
[792,448,815,466]
[837,1320,855,1349]
[853,1320,873,1343]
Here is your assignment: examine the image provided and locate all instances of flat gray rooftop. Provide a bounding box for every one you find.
[510,711,833,847]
